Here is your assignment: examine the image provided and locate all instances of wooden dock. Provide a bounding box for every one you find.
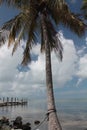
[0,97,28,107]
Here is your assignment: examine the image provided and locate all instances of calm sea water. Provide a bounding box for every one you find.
[0,98,87,130]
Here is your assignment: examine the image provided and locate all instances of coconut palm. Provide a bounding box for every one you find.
[81,0,87,19]
[0,0,86,130]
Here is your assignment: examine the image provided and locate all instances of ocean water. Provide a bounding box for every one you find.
[0,98,87,130]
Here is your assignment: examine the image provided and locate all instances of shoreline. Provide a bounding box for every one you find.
[0,115,87,130]
[0,116,41,130]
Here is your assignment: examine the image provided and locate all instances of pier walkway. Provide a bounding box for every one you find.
[0,97,28,107]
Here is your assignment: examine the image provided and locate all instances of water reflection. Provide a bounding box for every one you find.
[0,99,87,130]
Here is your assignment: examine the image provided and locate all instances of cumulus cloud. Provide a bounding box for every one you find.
[0,43,45,97]
[76,38,87,85]
[0,43,23,96]
[86,37,87,45]
[76,54,87,79]
[52,32,78,86]
[0,32,87,97]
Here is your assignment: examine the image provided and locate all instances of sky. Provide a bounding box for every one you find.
[0,0,87,100]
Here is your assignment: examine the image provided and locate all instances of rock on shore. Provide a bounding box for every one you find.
[0,116,31,130]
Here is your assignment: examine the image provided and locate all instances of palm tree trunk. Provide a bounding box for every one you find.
[45,37,62,130]
[41,14,62,130]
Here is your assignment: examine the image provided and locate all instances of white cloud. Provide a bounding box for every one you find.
[76,54,87,79]
[0,32,87,97]
[52,32,78,86]
[0,43,45,97]
[86,37,87,45]
[76,39,87,85]
[77,46,87,56]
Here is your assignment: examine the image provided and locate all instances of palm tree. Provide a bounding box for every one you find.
[81,0,87,19]
[0,1,86,130]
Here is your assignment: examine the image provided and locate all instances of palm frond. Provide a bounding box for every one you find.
[40,14,63,61]
[47,0,65,24]
[1,13,25,32]
[82,0,87,9]
[0,31,8,46]
[21,28,34,65]
[21,40,31,66]
[60,3,86,36]
[1,13,25,48]
[12,26,25,55]
[0,1,39,65]
[46,20,63,60]
[53,34,63,60]
[47,0,64,9]
[0,0,22,8]
[22,20,38,65]
[8,24,16,47]
[0,0,34,12]
[0,0,86,65]
[40,25,45,52]
[22,10,37,65]
[0,0,19,6]
[81,0,87,19]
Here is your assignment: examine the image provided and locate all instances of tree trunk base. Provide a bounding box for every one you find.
[48,112,62,130]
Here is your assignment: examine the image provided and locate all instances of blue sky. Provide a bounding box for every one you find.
[0,0,87,100]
